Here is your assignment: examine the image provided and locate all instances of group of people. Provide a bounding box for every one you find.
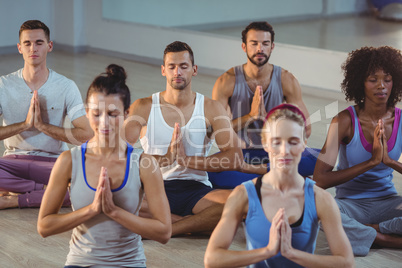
[0,19,401,267]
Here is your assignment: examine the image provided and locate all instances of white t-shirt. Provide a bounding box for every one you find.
[0,68,86,157]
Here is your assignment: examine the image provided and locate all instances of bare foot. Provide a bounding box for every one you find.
[0,195,19,209]
[0,191,21,197]
[0,191,10,196]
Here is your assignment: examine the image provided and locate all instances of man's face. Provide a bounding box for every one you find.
[161,51,197,90]
[242,30,274,67]
[17,29,53,67]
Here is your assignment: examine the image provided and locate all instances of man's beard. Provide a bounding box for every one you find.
[247,52,270,67]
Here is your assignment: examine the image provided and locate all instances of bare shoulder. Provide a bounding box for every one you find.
[128,96,153,121]
[52,150,72,178]
[280,68,300,91]
[280,67,298,81]
[139,152,158,170]
[313,184,333,203]
[204,96,229,118]
[331,108,353,136]
[213,67,236,98]
[313,184,337,216]
[139,153,162,184]
[224,184,249,216]
[57,150,72,166]
[336,108,352,124]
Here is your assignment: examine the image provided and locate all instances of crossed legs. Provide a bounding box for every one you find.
[171,189,231,236]
[0,155,70,209]
[336,195,402,256]
[139,180,231,237]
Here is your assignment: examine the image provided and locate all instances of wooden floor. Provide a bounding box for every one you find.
[1,51,402,267]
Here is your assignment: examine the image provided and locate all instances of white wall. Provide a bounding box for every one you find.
[102,0,368,28]
[87,0,347,91]
[102,0,324,28]
[0,0,54,48]
[0,0,361,92]
[325,0,368,15]
[53,0,86,49]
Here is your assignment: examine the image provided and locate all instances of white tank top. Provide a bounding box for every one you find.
[140,92,213,187]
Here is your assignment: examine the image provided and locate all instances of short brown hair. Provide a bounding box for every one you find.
[163,41,194,66]
[19,20,50,41]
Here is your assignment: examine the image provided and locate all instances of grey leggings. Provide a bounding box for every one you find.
[336,194,402,256]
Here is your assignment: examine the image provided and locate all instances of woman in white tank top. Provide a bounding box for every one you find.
[37,64,171,267]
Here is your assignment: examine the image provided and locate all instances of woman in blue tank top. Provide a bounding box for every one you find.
[205,104,353,268]
[37,64,171,267]
[314,46,402,256]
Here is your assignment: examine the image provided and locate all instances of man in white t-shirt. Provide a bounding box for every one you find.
[0,20,93,209]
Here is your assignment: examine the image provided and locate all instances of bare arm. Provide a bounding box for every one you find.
[212,70,235,118]
[177,98,243,172]
[0,121,30,140]
[313,111,381,189]
[281,187,354,268]
[281,70,311,138]
[102,154,171,244]
[124,97,151,145]
[32,91,93,145]
[205,185,281,268]
[212,69,262,132]
[36,115,93,145]
[381,119,402,173]
[37,151,101,237]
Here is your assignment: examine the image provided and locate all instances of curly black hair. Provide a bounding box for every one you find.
[341,46,402,108]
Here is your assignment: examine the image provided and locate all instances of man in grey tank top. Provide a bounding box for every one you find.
[209,21,319,184]
[0,20,93,209]
[212,21,311,149]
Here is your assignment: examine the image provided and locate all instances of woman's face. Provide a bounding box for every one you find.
[86,92,127,141]
[364,69,393,106]
[263,118,305,172]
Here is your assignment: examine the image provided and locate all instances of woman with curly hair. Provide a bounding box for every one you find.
[314,46,402,256]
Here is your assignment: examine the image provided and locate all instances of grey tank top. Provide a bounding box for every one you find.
[229,65,283,148]
[66,143,146,267]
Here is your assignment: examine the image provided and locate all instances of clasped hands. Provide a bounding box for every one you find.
[24,90,45,131]
[91,166,118,217]
[249,85,267,121]
[372,119,392,166]
[266,208,295,259]
[164,122,188,166]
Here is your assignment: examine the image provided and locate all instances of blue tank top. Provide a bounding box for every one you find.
[243,178,319,268]
[229,65,283,148]
[336,106,401,199]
